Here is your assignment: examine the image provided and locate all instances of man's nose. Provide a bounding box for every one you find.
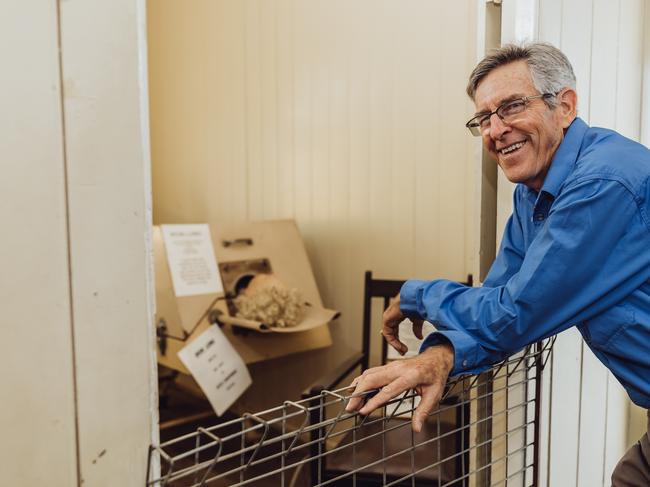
[487,113,510,139]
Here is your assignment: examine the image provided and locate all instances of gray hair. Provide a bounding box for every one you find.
[466,43,576,108]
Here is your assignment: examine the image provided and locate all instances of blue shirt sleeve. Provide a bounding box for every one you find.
[401,178,650,376]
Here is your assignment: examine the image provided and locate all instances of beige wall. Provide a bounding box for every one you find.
[147,0,481,394]
[2,1,156,485]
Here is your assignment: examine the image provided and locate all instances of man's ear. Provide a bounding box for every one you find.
[557,88,578,128]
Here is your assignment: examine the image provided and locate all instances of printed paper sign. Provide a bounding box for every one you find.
[161,224,223,297]
[386,319,436,360]
[178,325,252,416]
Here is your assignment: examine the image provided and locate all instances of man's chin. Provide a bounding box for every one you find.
[498,166,527,185]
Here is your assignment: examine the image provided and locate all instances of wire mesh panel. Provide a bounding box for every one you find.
[147,338,554,487]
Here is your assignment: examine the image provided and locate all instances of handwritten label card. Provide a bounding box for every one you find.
[161,224,224,297]
[178,325,252,416]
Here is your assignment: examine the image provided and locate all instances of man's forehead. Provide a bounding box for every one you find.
[473,61,535,110]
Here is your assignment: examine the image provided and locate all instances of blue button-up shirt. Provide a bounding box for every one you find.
[401,117,650,408]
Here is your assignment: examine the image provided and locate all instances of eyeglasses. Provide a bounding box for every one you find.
[465,93,556,136]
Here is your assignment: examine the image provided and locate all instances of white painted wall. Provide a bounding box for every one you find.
[1,3,78,484]
[2,1,157,485]
[496,1,648,485]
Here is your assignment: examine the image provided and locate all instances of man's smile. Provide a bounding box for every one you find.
[498,139,527,155]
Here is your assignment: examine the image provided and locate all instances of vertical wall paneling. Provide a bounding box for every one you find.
[577,3,619,486]
[4,1,155,485]
[59,0,156,484]
[632,10,650,457]
[642,1,650,147]
[615,0,644,141]
[560,0,594,122]
[148,1,481,395]
[137,0,161,476]
[497,2,538,483]
[550,3,593,485]
[496,0,648,485]
[1,3,79,485]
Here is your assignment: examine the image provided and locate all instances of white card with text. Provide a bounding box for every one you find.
[161,224,224,297]
[178,325,252,416]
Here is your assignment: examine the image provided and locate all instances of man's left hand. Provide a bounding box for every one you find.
[345,344,455,432]
[382,295,425,356]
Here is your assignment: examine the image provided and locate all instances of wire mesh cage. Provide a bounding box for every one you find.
[147,338,555,487]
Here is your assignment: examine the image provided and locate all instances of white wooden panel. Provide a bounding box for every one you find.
[589,0,619,126]
[1,3,78,485]
[498,4,539,482]
[537,0,562,46]
[59,0,156,484]
[577,349,608,486]
[548,329,583,486]
[148,1,480,380]
[601,2,645,481]
[552,2,597,485]
[560,0,593,121]
[615,0,644,141]
[586,16,619,463]
[604,376,629,483]
[642,1,650,147]
[628,403,648,448]
[506,364,527,484]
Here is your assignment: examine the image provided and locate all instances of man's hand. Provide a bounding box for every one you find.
[381,295,424,355]
[345,344,455,432]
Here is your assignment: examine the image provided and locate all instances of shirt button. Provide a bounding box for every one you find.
[534,214,544,221]
[462,360,468,367]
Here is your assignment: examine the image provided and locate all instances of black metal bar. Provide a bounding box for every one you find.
[368,278,405,298]
[382,295,390,364]
[362,271,373,371]
[461,390,471,487]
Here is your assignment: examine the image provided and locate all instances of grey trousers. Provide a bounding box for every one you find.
[611,410,650,487]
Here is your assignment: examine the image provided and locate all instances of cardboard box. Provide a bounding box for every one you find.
[154,219,335,373]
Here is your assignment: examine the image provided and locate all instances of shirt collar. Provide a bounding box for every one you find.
[538,117,588,198]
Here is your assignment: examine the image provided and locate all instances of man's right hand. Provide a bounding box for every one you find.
[382,295,424,355]
[346,344,455,432]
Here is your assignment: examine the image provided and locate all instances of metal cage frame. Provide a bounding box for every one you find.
[147,337,554,487]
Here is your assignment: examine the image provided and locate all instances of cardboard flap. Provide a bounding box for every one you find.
[212,220,322,304]
[216,303,339,334]
[154,219,333,368]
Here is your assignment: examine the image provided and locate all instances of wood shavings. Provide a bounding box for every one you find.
[233,275,304,328]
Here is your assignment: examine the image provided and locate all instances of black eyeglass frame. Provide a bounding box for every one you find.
[465,92,557,136]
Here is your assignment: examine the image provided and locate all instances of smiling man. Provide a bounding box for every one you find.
[346,43,650,486]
